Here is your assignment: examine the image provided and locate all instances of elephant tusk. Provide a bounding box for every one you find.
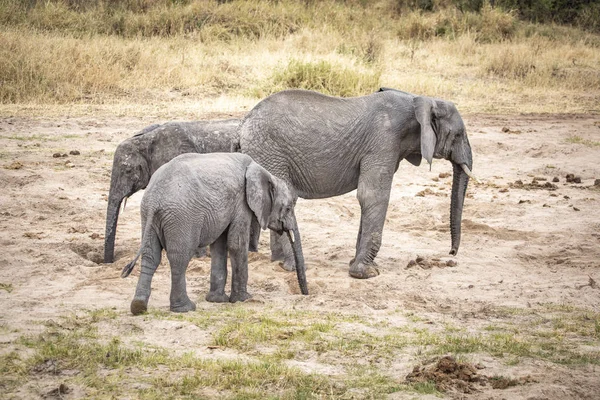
[288,229,295,243]
[122,196,128,212]
[461,164,481,184]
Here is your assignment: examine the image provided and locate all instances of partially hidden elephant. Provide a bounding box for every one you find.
[104,119,241,264]
[121,152,308,315]
[239,88,476,279]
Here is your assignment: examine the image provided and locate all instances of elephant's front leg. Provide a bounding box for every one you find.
[349,166,393,279]
[270,230,296,271]
[228,222,252,303]
[206,231,229,303]
[166,251,196,313]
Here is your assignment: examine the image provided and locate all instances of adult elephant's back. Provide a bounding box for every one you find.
[239,90,373,199]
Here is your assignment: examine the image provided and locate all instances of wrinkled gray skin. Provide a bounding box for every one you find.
[121,153,308,315]
[239,88,473,279]
[104,119,241,264]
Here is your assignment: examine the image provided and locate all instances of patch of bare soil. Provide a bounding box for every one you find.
[1,113,599,398]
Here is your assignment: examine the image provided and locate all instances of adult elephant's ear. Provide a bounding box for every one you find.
[245,162,273,230]
[413,96,438,168]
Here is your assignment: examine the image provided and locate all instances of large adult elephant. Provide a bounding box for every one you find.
[104,119,241,264]
[239,88,475,279]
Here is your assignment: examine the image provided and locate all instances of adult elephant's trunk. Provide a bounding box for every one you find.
[286,227,308,295]
[104,195,123,264]
[449,161,470,255]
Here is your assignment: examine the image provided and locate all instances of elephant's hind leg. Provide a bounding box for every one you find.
[228,220,252,303]
[206,231,229,303]
[167,251,196,313]
[131,231,162,315]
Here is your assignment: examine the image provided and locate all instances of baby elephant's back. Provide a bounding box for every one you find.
[147,152,252,207]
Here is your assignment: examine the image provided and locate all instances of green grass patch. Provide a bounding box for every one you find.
[0,134,57,142]
[2,309,388,399]
[566,135,600,147]
[0,282,14,293]
[3,305,600,398]
[405,380,442,395]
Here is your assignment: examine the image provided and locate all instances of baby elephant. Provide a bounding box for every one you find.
[121,153,308,315]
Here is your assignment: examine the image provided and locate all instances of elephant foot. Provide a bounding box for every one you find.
[229,291,252,303]
[278,258,296,272]
[270,252,285,262]
[130,298,148,316]
[349,262,380,279]
[349,257,378,267]
[170,298,196,313]
[205,291,230,303]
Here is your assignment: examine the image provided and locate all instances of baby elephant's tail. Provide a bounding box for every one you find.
[121,210,155,278]
[121,250,141,278]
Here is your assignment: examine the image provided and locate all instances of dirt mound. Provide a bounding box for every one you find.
[406,355,485,394]
[405,356,536,394]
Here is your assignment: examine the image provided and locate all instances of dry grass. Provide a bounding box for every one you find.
[0,0,599,116]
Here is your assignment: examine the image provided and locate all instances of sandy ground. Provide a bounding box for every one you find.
[1,112,599,398]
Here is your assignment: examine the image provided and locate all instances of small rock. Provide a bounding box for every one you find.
[439,172,451,179]
[431,176,439,182]
[502,127,510,133]
[566,173,575,182]
[595,179,600,186]
[68,225,88,234]
[415,188,434,197]
[406,259,417,269]
[44,383,69,398]
[518,199,531,204]
[86,251,103,264]
[90,233,101,240]
[543,203,550,207]
[4,161,23,170]
[533,176,547,181]
[565,174,575,183]
[573,176,581,184]
[553,177,559,183]
[416,255,425,264]
[446,260,457,268]
[65,161,75,168]
[468,284,474,289]
[573,207,580,211]
[69,150,80,155]
[499,188,509,193]
[52,153,62,158]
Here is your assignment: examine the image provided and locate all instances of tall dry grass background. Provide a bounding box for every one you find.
[0,0,599,116]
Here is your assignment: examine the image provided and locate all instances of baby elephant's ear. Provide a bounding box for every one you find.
[245,162,273,230]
